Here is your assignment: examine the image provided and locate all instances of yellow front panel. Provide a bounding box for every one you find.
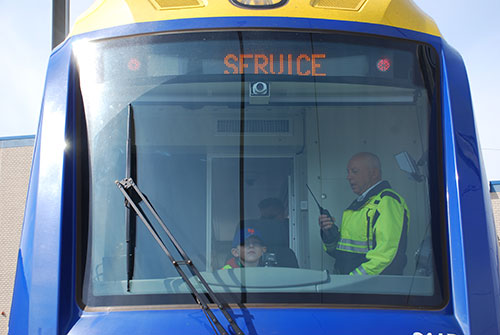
[70,0,440,37]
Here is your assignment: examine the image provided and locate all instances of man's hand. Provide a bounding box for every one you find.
[319,214,339,244]
[319,214,336,231]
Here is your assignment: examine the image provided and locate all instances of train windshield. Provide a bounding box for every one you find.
[76,31,445,308]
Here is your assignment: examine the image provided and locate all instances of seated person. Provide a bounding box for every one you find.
[223,227,267,269]
[251,198,299,268]
[258,197,287,220]
[227,221,299,268]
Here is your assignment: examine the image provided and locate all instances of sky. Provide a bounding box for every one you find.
[0,0,499,180]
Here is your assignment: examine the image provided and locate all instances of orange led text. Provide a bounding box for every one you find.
[224,53,326,76]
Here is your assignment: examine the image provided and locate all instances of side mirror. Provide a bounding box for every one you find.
[395,151,424,182]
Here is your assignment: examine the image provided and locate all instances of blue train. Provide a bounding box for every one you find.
[9,0,500,334]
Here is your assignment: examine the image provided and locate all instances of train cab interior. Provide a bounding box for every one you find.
[130,94,431,276]
[86,82,433,280]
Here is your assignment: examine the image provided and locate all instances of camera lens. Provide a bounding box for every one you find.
[252,82,268,95]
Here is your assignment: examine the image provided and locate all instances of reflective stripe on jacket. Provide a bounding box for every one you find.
[222,257,242,269]
[323,181,409,275]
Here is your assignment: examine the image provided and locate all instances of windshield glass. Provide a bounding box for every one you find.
[76,31,444,308]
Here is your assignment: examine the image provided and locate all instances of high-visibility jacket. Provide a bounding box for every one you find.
[222,257,243,269]
[322,181,409,275]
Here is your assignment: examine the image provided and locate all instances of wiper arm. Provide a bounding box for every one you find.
[115,178,245,335]
[125,104,137,292]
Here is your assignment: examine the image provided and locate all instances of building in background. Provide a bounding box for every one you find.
[490,181,500,243]
[0,136,34,335]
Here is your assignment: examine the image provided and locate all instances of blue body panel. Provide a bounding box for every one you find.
[441,41,500,333]
[9,16,500,335]
[69,309,464,335]
[9,43,72,334]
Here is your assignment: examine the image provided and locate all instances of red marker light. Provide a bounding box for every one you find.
[377,58,391,72]
[128,58,141,71]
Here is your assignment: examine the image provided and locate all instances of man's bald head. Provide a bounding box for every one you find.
[347,152,382,195]
[351,152,381,176]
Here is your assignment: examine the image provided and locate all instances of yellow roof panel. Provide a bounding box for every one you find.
[70,0,441,37]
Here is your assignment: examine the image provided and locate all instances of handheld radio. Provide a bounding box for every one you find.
[306,184,334,220]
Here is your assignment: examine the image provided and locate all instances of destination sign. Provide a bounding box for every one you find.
[224,53,327,77]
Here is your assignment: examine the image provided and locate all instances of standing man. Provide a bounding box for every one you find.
[319,152,409,275]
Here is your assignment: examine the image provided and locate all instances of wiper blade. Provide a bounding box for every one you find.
[125,104,137,292]
[115,178,245,335]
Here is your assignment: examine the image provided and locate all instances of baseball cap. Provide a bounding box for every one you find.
[232,227,264,247]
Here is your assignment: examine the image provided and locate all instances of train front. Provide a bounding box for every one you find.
[9,0,500,334]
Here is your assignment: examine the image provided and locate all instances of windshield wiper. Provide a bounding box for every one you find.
[115,177,245,335]
[125,104,137,292]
